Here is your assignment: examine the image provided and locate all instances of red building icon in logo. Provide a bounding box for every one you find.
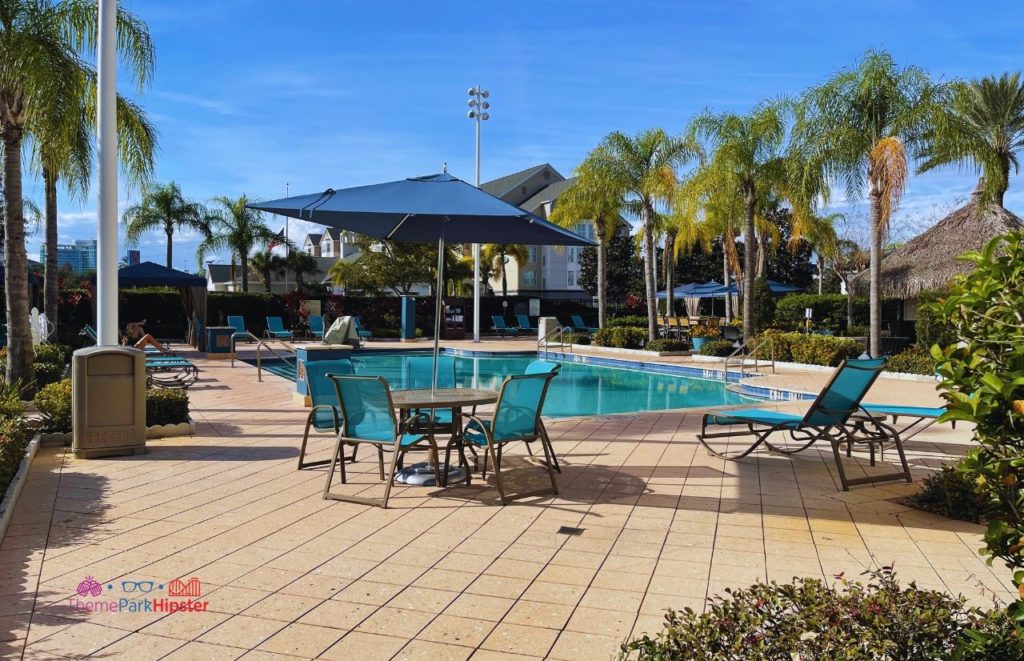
[168,577,201,597]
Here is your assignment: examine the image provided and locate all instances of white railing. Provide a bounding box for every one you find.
[538,325,574,354]
[722,336,775,381]
[230,331,296,382]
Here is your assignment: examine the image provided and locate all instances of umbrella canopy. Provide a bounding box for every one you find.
[248,172,594,246]
[116,261,206,287]
[699,280,802,297]
[655,281,722,300]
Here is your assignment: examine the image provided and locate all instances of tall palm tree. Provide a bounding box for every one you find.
[0,0,153,383]
[250,250,287,293]
[587,129,695,340]
[123,182,207,269]
[197,196,277,293]
[548,152,624,328]
[481,243,528,298]
[919,72,1024,207]
[796,50,935,356]
[686,102,787,342]
[285,249,317,291]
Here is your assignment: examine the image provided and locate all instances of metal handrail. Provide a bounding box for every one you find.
[722,336,775,381]
[230,331,296,382]
[538,325,573,354]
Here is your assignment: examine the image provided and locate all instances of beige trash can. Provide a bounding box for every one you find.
[71,346,147,458]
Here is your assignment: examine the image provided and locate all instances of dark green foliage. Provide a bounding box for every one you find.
[622,569,1014,660]
[755,330,862,366]
[915,290,957,348]
[33,344,70,367]
[120,288,192,340]
[209,292,288,336]
[34,379,72,433]
[0,415,31,501]
[32,362,65,389]
[0,380,25,420]
[607,315,649,328]
[886,345,936,375]
[645,339,688,353]
[563,332,591,345]
[930,231,1024,630]
[146,388,190,427]
[579,225,644,299]
[751,277,775,332]
[699,340,736,357]
[593,326,647,349]
[775,293,868,332]
[906,463,983,523]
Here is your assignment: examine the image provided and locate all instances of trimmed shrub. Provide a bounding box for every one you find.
[147,388,190,427]
[563,332,591,345]
[0,415,31,498]
[34,344,71,367]
[32,362,66,389]
[621,568,1016,660]
[606,315,649,328]
[775,293,868,332]
[905,463,983,523]
[34,379,72,433]
[593,326,646,349]
[886,346,936,375]
[699,340,735,357]
[645,339,688,353]
[754,330,861,366]
[690,324,720,339]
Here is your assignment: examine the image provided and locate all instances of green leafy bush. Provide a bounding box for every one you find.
[930,231,1024,629]
[690,324,720,339]
[886,345,937,375]
[147,388,190,427]
[606,315,649,328]
[645,339,688,353]
[34,379,72,434]
[32,362,66,389]
[33,344,70,367]
[593,326,646,349]
[563,332,591,345]
[754,330,861,366]
[0,381,26,420]
[905,463,983,523]
[622,569,1017,660]
[915,289,957,349]
[699,339,735,357]
[775,293,868,332]
[0,415,31,498]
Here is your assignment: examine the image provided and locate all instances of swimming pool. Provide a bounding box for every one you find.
[251,352,751,417]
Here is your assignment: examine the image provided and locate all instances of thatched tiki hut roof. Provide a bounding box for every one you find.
[853,199,1024,298]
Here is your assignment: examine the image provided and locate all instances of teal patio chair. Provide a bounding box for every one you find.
[227,315,250,343]
[490,315,520,337]
[81,324,97,344]
[570,314,599,333]
[404,354,458,429]
[298,359,361,470]
[265,316,294,340]
[353,316,373,341]
[308,315,325,340]
[515,314,536,333]
[697,358,912,490]
[521,360,562,473]
[323,375,440,508]
[451,371,559,504]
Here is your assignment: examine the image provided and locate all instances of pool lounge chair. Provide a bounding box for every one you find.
[353,317,373,341]
[860,404,950,442]
[308,315,325,341]
[450,371,560,504]
[298,359,358,470]
[322,375,440,508]
[227,316,250,343]
[490,315,520,337]
[697,358,912,491]
[515,314,537,334]
[146,355,199,389]
[570,315,599,333]
[265,316,294,340]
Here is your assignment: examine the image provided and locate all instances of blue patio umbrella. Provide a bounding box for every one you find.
[655,281,723,299]
[248,173,595,390]
[702,279,803,296]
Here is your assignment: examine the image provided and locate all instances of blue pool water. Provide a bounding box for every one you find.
[253,352,749,417]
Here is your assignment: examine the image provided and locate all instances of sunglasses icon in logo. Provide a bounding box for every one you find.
[120,581,158,593]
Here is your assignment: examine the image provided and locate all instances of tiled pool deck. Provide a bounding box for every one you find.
[0,342,1010,659]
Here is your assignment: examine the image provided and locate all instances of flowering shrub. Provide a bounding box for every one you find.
[690,324,720,339]
[754,330,861,366]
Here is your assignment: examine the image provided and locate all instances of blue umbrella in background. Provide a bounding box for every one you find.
[248,172,595,389]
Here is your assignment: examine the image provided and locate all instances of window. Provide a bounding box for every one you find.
[568,247,576,263]
[527,247,538,263]
[523,271,536,286]
[542,254,546,266]
[567,271,576,287]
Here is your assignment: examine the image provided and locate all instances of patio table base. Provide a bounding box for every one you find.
[395,461,466,487]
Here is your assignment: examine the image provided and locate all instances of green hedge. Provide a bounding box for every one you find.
[699,339,736,357]
[774,293,868,332]
[646,339,688,352]
[209,292,288,337]
[886,346,936,375]
[606,315,649,328]
[755,330,862,366]
[915,290,956,348]
[33,379,191,433]
[593,326,646,349]
[0,413,31,499]
[147,388,190,427]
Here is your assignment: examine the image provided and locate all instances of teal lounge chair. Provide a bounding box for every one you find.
[861,404,950,442]
[146,355,198,389]
[81,324,97,343]
[353,317,373,341]
[298,359,359,470]
[516,314,536,333]
[451,371,559,504]
[265,316,294,340]
[227,316,249,342]
[697,358,912,490]
[570,314,599,333]
[308,315,325,341]
[490,315,520,337]
[323,375,440,508]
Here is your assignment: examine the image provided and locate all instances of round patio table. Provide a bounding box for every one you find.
[391,388,497,487]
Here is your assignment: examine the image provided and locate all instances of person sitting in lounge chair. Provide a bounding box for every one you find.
[122,320,170,353]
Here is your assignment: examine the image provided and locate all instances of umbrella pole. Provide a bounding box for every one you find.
[432,233,446,394]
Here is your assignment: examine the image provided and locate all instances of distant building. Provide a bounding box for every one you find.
[125,249,141,266]
[302,228,361,260]
[39,239,97,272]
[480,164,594,298]
[205,257,343,294]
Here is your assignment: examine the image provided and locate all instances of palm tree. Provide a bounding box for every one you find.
[548,152,624,328]
[796,50,935,356]
[919,72,1024,207]
[250,250,287,293]
[123,183,207,269]
[197,196,277,293]
[285,250,317,291]
[686,102,788,342]
[0,0,153,383]
[587,129,695,340]
[481,243,528,297]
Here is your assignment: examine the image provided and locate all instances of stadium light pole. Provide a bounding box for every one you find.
[96,0,118,345]
[467,86,490,342]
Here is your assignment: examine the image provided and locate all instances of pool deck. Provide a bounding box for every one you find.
[0,340,1006,660]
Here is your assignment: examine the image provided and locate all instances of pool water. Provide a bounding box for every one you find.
[255,352,750,418]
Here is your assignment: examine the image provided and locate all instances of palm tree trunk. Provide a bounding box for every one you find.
[842,275,854,333]
[596,224,607,328]
[742,186,757,343]
[818,259,823,295]
[43,168,59,332]
[2,126,34,384]
[723,249,731,321]
[240,252,250,292]
[756,232,768,277]
[642,207,658,341]
[868,178,883,357]
[664,231,676,317]
[165,225,173,268]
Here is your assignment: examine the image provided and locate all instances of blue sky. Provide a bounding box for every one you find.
[24,0,1024,271]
